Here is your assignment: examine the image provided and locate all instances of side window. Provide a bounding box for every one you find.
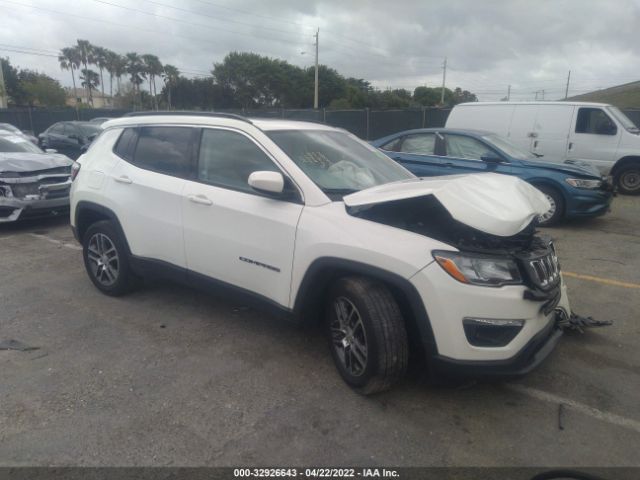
[445,135,493,160]
[399,134,436,155]
[575,108,617,135]
[380,138,401,151]
[113,128,139,161]
[132,126,195,178]
[49,124,64,134]
[198,129,279,193]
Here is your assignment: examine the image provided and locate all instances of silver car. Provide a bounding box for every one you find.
[0,132,73,223]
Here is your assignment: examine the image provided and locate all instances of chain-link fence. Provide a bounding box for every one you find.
[3,106,640,139]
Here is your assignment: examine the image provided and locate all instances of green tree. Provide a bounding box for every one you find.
[80,69,100,101]
[161,64,180,109]
[0,57,26,105]
[125,52,146,108]
[142,54,163,110]
[92,46,109,102]
[19,70,66,106]
[58,47,80,104]
[76,39,95,105]
[103,49,119,98]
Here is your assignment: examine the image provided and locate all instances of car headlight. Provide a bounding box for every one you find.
[433,251,522,287]
[565,178,602,189]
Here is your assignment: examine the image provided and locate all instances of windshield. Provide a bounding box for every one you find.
[0,136,43,153]
[607,106,639,133]
[77,123,103,137]
[267,130,414,194]
[482,134,533,160]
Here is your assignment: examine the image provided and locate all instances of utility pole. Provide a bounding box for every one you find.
[564,70,571,99]
[440,57,447,105]
[314,28,319,109]
[0,60,7,109]
[541,89,545,100]
[507,85,511,101]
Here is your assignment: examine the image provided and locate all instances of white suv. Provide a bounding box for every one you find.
[70,112,573,394]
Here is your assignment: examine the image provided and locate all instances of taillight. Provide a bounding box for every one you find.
[71,162,81,181]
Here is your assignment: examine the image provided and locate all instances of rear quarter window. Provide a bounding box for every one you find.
[113,128,138,161]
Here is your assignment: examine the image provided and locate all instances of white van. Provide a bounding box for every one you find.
[446,101,640,194]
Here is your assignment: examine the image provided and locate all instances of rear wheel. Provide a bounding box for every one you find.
[325,276,409,395]
[536,185,565,226]
[615,164,640,195]
[82,220,138,296]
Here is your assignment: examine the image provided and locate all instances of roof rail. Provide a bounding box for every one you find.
[123,111,252,124]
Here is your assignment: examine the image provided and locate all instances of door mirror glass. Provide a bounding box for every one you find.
[248,171,285,194]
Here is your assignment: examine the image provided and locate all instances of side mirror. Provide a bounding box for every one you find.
[481,153,504,164]
[45,148,57,154]
[248,171,285,195]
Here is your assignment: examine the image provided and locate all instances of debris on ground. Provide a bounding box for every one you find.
[558,312,613,333]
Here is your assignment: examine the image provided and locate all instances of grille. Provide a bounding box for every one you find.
[527,252,560,290]
[11,183,40,197]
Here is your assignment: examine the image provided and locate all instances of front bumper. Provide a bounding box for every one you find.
[410,261,571,375]
[565,182,614,219]
[0,180,71,223]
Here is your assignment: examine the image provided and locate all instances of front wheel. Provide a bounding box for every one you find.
[325,277,409,395]
[536,185,565,226]
[82,220,138,296]
[615,164,640,195]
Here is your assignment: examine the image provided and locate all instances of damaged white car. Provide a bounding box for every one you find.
[0,132,73,223]
[70,113,585,394]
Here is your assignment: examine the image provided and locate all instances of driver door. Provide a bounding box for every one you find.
[182,127,303,308]
[441,134,511,175]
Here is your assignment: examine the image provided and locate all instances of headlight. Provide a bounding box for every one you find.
[433,251,522,287]
[565,178,602,189]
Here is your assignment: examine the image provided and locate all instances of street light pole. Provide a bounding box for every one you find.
[440,57,447,105]
[314,28,319,109]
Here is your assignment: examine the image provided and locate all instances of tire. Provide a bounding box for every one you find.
[325,276,409,395]
[615,164,640,195]
[82,220,138,296]
[535,185,565,226]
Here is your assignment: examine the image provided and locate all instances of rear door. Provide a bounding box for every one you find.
[382,132,447,177]
[182,127,303,307]
[106,126,196,268]
[567,107,621,173]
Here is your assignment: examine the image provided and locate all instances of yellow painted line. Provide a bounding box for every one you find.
[563,271,640,289]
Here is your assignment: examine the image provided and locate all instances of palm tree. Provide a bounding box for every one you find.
[104,49,119,100]
[80,69,100,100]
[162,64,180,110]
[76,39,95,105]
[125,52,146,108]
[93,46,108,104]
[113,54,127,96]
[142,54,163,110]
[58,47,80,103]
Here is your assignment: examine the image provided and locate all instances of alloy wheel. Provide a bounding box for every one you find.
[330,296,369,377]
[86,233,119,286]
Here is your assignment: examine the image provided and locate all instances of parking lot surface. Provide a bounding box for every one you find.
[1,197,639,467]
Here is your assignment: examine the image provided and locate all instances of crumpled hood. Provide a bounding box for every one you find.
[343,173,551,237]
[0,152,73,173]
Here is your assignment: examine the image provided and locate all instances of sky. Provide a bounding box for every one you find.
[2,0,640,101]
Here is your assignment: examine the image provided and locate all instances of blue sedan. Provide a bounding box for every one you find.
[371,128,614,225]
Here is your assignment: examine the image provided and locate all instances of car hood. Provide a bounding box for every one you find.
[0,152,73,173]
[343,173,550,237]
[517,158,601,177]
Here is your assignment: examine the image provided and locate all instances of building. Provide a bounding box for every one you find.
[65,87,113,108]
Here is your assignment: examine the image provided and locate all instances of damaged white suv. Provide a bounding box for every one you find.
[70,112,573,394]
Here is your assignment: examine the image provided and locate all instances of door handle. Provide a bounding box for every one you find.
[568,142,573,150]
[444,162,455,167]
[188,194,213,206]
[114,175,132,184]
[533,140,539,148]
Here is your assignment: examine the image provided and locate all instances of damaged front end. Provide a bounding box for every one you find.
[0,166,72,222]
[344,174,609,372]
